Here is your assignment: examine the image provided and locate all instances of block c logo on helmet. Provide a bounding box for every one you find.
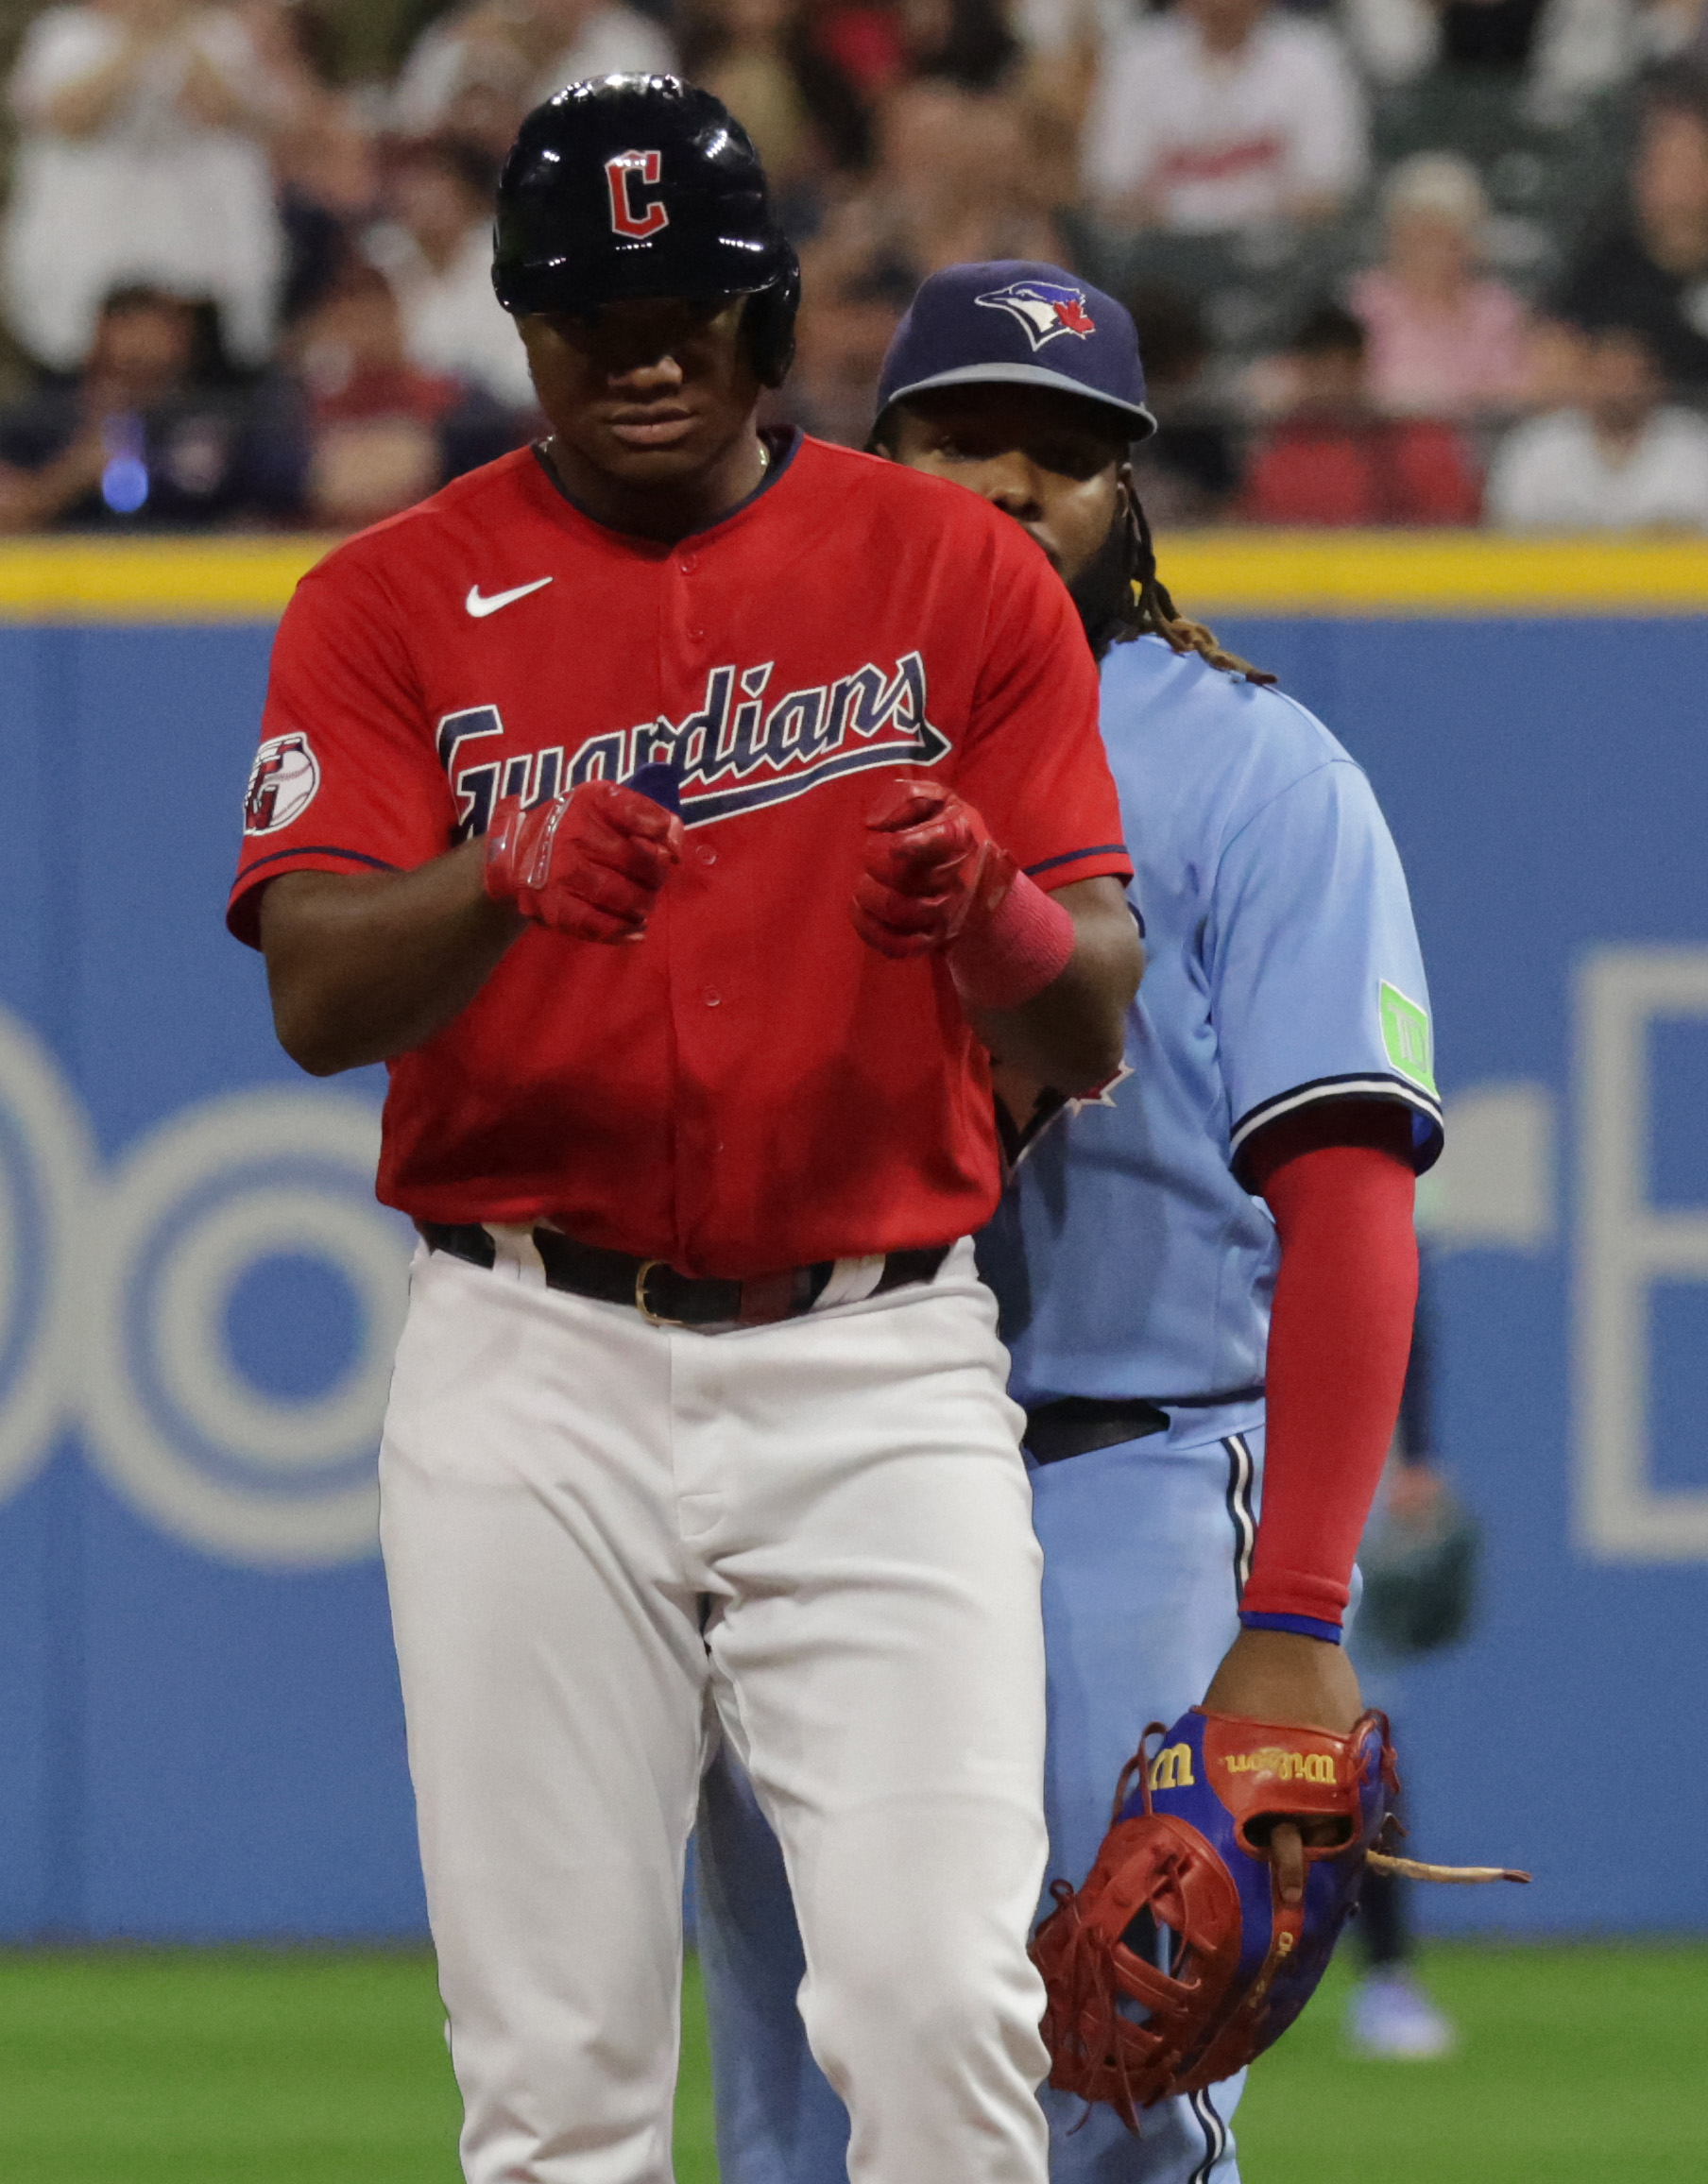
[606,149,669,239]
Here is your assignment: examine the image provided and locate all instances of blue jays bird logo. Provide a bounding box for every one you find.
[975,279,1096,350]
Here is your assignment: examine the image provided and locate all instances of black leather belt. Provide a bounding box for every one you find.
[419,1221,951,1330]
[1023,1397,1170,1465]
[1023,1387,1265,1466]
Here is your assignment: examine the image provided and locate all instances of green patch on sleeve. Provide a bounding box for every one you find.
[1379,981,1436,1095]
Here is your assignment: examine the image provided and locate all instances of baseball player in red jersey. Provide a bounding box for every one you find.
[228,76,1140,2184]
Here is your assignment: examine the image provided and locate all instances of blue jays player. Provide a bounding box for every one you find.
[693,264,1444,2184]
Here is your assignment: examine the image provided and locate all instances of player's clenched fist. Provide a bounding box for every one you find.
[851,777,1076,1009]
[484,780,683,943]
[851,779,1014,955]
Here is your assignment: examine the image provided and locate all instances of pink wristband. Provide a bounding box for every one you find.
[948,870,1076,1012]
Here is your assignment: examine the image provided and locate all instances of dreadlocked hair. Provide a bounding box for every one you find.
[1117,496,1275,686]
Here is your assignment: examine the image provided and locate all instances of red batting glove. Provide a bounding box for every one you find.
[850,778,1078,1009]
[484,780,683,943]
[850,779,1016,957]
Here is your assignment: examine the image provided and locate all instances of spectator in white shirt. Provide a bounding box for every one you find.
[4,0,286,369]
[393,0,675,156]
[366,136,538,414]
[1081,0,1369,233]
[1339,0,1699,121]
[1486,322,1708,529]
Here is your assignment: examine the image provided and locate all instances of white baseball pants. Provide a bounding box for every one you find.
[379,1236,1052,2184]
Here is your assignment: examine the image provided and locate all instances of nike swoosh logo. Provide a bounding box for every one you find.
[466,576,554,618]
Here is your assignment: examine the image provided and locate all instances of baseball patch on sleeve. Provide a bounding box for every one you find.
[244,732,320,835]
[1378,981,1436,1094]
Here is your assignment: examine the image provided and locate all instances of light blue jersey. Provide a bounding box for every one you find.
[695,632,1442,2184]
[982,633,1443,1413]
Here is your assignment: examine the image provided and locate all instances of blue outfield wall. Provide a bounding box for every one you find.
[0,606,1701,1939]
[0,622,419,1940]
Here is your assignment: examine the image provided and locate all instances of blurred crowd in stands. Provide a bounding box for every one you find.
[3,0,1708,530]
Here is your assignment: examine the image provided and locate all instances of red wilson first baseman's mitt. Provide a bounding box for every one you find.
[1030,1707,1527,2132]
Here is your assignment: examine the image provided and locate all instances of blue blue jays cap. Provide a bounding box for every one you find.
[876,261,1156,441]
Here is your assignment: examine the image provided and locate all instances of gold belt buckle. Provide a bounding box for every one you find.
[635,1258,689,1328]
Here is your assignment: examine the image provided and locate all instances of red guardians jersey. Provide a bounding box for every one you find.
[230,435,1129,1277]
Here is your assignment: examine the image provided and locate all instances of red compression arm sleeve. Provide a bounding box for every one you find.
[1239,1104,1420,1634]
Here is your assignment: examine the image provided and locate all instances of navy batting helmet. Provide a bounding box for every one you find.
[493,75,800,385]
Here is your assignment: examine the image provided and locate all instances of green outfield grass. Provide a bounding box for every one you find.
[0,1941,1700,2181]
[1232,1942,1708,2183]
